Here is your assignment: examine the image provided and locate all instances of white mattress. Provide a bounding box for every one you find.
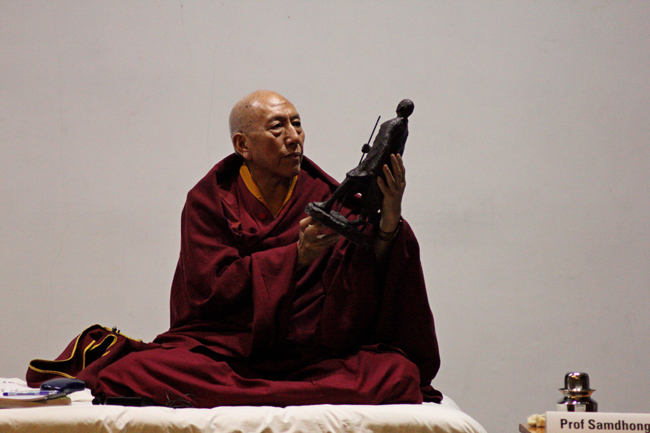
[0,379,487,433]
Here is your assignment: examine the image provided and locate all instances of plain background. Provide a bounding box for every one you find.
[1,2,649,432]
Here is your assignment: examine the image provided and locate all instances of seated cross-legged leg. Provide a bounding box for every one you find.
[95,345,422,407]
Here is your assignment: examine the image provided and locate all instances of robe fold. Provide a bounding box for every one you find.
[90,153,441,406]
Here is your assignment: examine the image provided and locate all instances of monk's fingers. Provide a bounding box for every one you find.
[381,166,405,195]
[382,155,405,186]
[376,173,391,196]
[393,153,405,171]
[315,232,341,245]
[382,164,397,188]
[378,174,398,200]
[304,221,337,245]
[299,216,313,231]
[304,218,330,235]
[390,154,406,187]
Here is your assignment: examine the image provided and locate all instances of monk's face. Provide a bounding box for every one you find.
[241,94,305,182]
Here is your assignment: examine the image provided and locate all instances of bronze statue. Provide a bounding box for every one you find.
[305,99,413,248]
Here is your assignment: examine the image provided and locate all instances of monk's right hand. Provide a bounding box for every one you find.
[297,216,341,269]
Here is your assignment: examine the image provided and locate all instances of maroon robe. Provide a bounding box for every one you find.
[93,153,442,407]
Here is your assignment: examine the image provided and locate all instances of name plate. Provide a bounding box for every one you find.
[547,411,650,433]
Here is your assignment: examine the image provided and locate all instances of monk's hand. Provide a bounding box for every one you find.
[376,154,405,235]
[297,216,341,269]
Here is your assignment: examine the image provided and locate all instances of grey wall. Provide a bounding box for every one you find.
[1,2,649,432]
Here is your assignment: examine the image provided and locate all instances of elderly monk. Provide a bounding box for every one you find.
[91,90,442,407]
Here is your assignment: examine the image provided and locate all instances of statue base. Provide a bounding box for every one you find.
[305,202,371,249]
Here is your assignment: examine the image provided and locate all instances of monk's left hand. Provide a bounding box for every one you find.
[297,216,341,269]
[376,154,405,234]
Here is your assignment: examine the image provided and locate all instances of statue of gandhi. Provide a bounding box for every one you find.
[305,99,414,248]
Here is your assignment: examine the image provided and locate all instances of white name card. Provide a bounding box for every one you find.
[547,411,650,433]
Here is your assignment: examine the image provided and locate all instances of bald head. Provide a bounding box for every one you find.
[228,90,305,182]
[229,90,293,139]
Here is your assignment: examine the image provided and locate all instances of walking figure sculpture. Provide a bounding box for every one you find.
[305,99,414,248]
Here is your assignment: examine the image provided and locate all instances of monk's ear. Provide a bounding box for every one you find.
[233,133,251,161]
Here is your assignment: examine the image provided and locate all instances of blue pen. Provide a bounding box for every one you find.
[3,390,60,397]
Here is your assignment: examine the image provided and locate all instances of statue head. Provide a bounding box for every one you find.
[396,99,414,118]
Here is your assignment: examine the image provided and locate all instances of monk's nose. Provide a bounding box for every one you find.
[285,125,301,145]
